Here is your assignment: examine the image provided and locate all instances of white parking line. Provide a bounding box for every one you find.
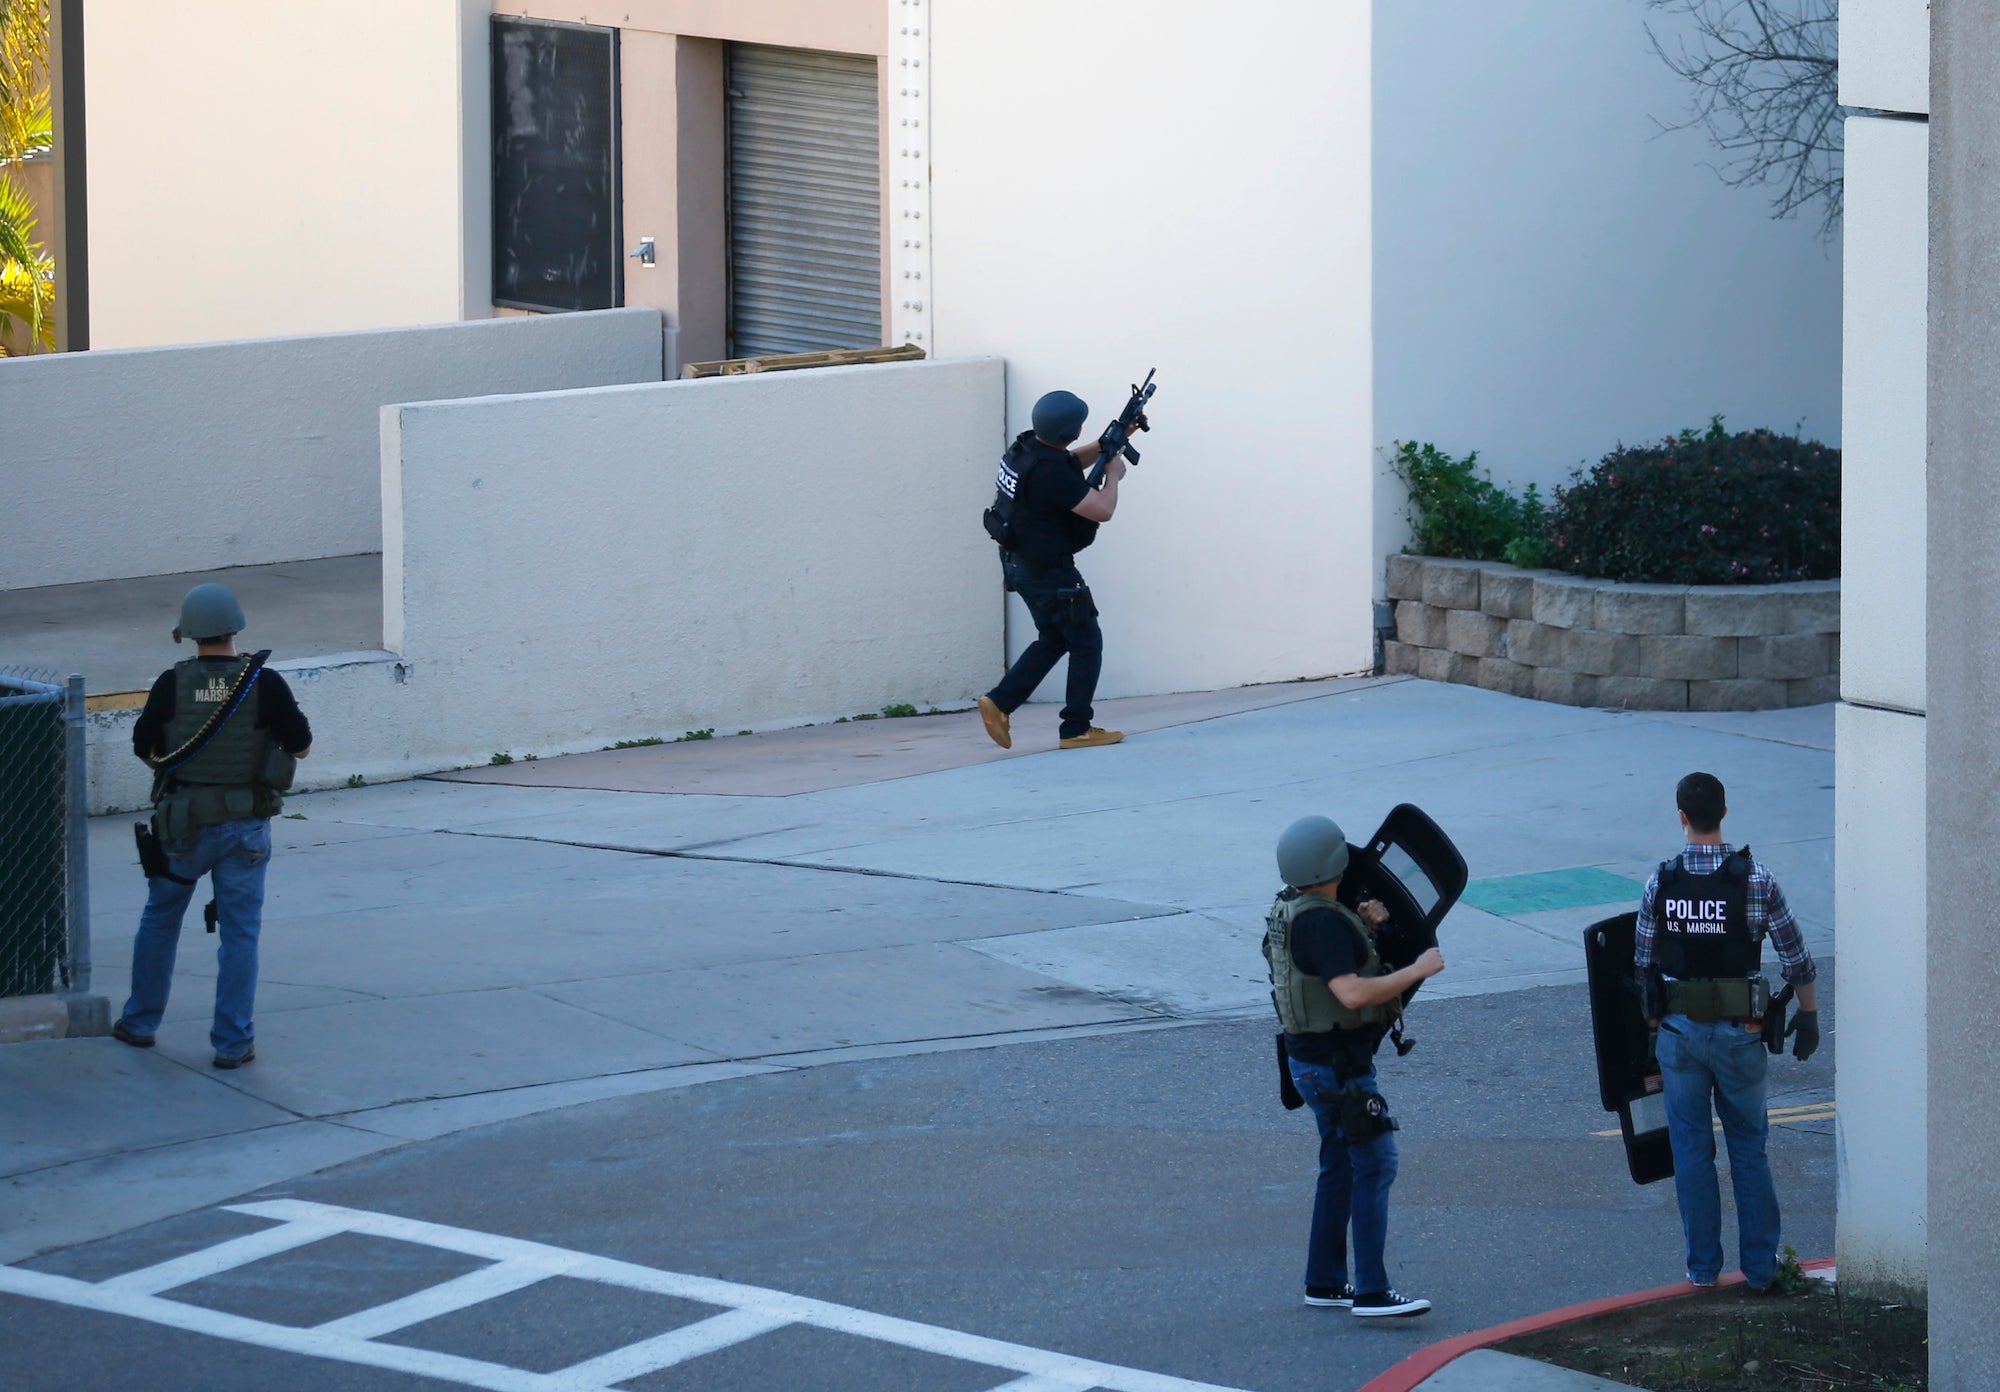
[0,1199,1257,1392]
[555,1307,792,1383]
[315,1257,560,1339]
[94,1214,347,1295]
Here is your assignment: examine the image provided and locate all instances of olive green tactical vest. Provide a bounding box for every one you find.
[154,657,285,830]
[1263,890,1400,1035]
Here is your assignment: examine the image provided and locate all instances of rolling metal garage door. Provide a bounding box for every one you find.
[726,44,882,357]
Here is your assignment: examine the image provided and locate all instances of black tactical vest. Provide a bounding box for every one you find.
[998,433,1098,569]
[1652,849,1760,979]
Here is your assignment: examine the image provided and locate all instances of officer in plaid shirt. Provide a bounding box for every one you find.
[1634,772,1819,1291]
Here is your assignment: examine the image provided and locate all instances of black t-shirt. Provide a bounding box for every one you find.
[1006,433,1098,569]
[132,659,313,760]
[1285,905,1388,1070]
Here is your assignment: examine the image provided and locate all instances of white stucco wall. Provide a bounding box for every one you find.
[85,0,490,349]
[1834,1,1932,1305]
[1834,699,1928,1297]
[0,310,666,591]
[1372,0,1844,582]
[378,358,1005,769]
[1841,118,1929,715]
[928,1,1376,695]
[1840,0,1931,116]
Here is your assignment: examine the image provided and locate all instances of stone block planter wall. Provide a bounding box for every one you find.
[1383,555,1839,711]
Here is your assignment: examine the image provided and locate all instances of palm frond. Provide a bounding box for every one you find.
[0,253,56,352]
[0,164,37,263]
[0,0,51,164]
[0,163,51,350]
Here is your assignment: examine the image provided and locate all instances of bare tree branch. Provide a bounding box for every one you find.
[1644,0,1845,238]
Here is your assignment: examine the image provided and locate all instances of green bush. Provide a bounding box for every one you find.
[1389,441,1549,569]
[1546,419,1839,584]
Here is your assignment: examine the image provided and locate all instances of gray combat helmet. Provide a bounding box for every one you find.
[174,583,246,643]
[1031,390,1090,446]
[1277,815,1350,889]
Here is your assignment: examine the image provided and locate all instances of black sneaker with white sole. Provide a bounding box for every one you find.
[1303,1283,1354,1308]
[1351,1289,1432,1317]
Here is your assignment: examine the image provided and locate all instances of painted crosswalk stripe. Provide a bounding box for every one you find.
[0,1199,1255,1392]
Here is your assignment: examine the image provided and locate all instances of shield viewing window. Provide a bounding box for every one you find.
[1335,804,1468,1006]
[491,18,622,313]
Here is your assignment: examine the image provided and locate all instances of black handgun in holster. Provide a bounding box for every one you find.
[1320,1084,1399,1145]
[135,820,218,932]
[1762,982,1796,1055]
[1276,1033,1305,1110]
[135,821,193,884]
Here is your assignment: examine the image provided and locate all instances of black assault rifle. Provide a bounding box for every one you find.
[1084,369,1157,490]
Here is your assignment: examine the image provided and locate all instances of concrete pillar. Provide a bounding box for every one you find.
[1835,111,1930,1303]
[1927,1,2000,1383]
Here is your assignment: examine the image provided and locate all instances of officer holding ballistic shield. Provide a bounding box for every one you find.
[1634,772,1819,1290]
[1265,815,1444,1317]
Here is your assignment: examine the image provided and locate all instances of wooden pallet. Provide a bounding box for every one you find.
[679,343,926,379]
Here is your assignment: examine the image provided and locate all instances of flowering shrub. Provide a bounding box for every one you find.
[1390,441,1550,569]
[1544,419,1839,584]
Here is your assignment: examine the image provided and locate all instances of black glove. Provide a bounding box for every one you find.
[1786,1008,1820,1062]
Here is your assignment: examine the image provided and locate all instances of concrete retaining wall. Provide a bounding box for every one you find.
[0,310,668,591]
[1383,556,1839,710]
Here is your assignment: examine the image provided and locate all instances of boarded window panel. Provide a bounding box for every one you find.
[492,18,621,313]
[726,44,881,356]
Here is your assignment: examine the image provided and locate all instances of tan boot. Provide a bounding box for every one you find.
[977,696,1012,749]
[1059,727,1125,750]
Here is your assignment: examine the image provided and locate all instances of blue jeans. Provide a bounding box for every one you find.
[1656,1014,1781,1286]
[988,560,1102,740]
[120,818,272,1057]
[1289,1057,1399,1295]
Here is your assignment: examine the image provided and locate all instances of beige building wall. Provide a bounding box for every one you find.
[83,0,890,353]
[85,0,492,350]
[501,0,889,359]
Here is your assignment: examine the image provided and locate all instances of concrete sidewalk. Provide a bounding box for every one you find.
[1409,1350,1641,1389]
[0,676,1833,1267]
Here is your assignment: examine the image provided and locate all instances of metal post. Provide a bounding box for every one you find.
[50,0,90,352]
[63,674,90,995]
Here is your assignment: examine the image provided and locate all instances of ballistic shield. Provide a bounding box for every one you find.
[1584,912,1674,1185]
[1332,803,1468,1008]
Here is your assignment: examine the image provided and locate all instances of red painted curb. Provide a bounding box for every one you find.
[1354,1257,1835,1392]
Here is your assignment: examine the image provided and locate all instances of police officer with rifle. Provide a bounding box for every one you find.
[1635,772,1819,1290]
[112,584,312,1069]
[977,374,1154,751]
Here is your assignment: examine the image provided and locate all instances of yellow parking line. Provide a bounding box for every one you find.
[1593,1102,1835,1137]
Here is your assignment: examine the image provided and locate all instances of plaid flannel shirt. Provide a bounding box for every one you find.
[1634,842,1816,985]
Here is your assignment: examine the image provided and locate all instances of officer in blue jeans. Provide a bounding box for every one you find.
[112,584,312,1069]
[1635,772,1820,1290]
[1265,816,1445,1317]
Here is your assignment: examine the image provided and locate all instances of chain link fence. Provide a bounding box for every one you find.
[0,668,92,1004]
